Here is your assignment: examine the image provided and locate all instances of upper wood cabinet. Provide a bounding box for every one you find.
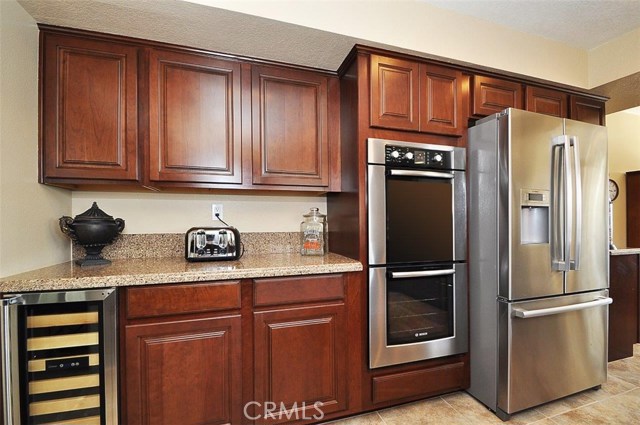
[148,49,243,184]
[251,65,331,187]
[525,86,568,118]
[369,55,464,136]
[370,55,420,131]
[40,32,140,184]
[472,75,523,117]
[570,95,605,125]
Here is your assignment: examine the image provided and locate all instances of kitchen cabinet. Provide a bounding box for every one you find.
[627,171,640,247]
[40,31,140,185]
[121,281,243,425]
[370,55,464,136]
[471,75,523,117]
[252,275,349,423]
[570,95,605,125]
[148,48,243,185]
[251,65,334,187]
[525,86,568,118]
[609,254,639,361]
[121,274,353,425]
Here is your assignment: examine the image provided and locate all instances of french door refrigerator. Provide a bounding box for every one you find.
[468,108,611,420]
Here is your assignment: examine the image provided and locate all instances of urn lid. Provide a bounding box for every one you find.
[73,202,115,222]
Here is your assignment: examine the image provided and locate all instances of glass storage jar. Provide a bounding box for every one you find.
[300,208,328,255]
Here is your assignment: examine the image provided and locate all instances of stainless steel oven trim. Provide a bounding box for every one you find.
[369,263,468,369]
[367,138,466,170]
[1,288,118,425]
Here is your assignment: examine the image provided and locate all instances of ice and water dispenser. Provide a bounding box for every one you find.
[520,189,550,244]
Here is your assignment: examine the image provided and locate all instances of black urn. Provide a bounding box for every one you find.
[59,202,125,266]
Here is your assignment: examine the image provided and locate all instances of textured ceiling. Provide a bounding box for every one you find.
[422,0,640,50]
[17,0,359,71]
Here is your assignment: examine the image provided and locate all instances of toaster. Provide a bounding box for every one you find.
[185,227,241,261]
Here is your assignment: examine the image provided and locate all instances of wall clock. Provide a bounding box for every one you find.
[609,179,619,202]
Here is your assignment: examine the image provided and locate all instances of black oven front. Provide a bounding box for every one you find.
[366,138,467,368]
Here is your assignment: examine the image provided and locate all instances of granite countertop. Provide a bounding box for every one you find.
[610,248,640,256]
[0,253,363,293]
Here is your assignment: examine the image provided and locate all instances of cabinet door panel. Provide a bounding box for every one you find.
[252,66,329,186]
[472,75,523,116]
[570,95,605,125]
[149,49,242,183]
[125,315,241,425]
[525,86,568,118]
[370,55,420,131]
[419,64,464,135]
[254,304,347,424]
[41,33,139,181]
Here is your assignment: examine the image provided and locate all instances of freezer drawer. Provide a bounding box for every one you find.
[498,290,610,415]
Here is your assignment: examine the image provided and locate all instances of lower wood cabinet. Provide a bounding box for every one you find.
[609,254,639,361]
[124,315,242,425]
[253,303,348,424]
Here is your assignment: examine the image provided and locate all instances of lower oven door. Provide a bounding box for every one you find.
[369,263,468,368]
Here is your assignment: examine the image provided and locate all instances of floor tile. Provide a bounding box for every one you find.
[588,373,637,401]
[608,357,640,386]
[442,391,547,425]
[377,397,467,425]
[547,388,640,425]
[321,412,384,425]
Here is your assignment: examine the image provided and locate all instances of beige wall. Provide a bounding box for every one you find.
[607,108,640,248]
[72,192,326,234]
[0,0,71,278]
[589,28,640,88]
[198,0,589,87]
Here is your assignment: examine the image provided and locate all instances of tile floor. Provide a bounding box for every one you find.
[325,344,640,424]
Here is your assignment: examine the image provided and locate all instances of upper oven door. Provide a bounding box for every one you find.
[368,164,466,266]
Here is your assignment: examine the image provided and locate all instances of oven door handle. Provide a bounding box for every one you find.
[390,269,456,279]
[388,170,454,179]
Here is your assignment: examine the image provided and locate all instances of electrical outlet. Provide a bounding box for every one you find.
[212,204,224,221]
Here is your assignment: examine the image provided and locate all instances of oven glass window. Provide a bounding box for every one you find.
[386,175,453,264]
[386,273,454,345]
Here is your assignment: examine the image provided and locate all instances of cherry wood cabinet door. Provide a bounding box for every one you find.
[472,75,523,117]
[125,315,242,425]
[252,65,330,187]
[570,95,605,125]
[419,64,465,135]
[253,304,348,424]
[525,86,568,118]
[609,254,639,361]
[370,55,420,131]
[41,32,139,182]
[148,49,242,184]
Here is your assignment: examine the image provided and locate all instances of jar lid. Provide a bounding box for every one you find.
[303,207,326,218]
[73,202,115,222]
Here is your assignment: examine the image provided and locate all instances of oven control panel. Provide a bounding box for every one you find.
[385,146,450,169]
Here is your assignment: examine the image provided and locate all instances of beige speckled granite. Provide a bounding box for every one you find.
[610,248,640,256]
[0,253,362,293]
[72,232,302,260]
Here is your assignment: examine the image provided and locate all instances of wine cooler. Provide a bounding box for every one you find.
[1,289,117,424]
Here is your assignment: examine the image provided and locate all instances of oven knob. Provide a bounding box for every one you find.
[390,150,400,158]
[404,152,414,160]
[433,153,443,163]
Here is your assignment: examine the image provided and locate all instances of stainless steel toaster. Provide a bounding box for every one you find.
[185,227,241,261]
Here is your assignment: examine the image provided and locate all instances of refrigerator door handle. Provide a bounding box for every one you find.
[512,296,612,319]
[551,135,572,272]
[569,136,582,270]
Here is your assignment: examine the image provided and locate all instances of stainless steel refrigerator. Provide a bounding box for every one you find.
[468,108,611,420]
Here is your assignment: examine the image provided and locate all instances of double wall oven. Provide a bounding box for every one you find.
[367,138,467,368]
